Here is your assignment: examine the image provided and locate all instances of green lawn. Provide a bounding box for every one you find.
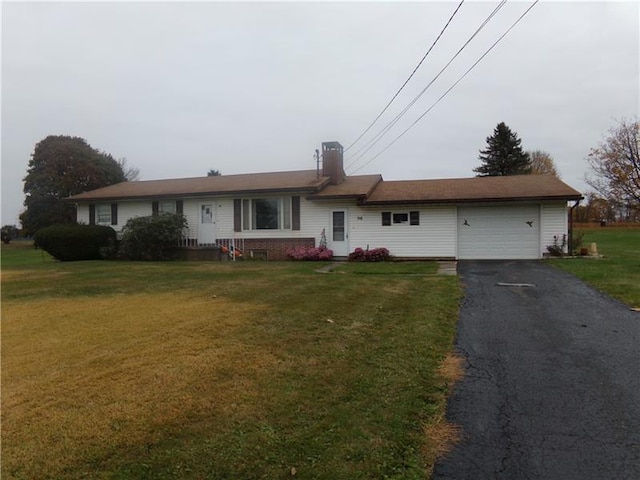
[1,243,461,480]
[548,227,640,308]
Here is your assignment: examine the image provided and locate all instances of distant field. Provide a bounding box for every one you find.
[548,227,640,308]
[1,243,461,479]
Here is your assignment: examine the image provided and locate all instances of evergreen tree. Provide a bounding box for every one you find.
[20,136,127,235]
[474,122,531,176]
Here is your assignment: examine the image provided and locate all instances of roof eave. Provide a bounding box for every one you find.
[306,193,369,201]
[362,194,584,206]
[66,185,326,203]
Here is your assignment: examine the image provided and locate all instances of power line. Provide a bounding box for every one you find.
[345,0,507,172]
[344,0,465,154]
[350,0,539,175]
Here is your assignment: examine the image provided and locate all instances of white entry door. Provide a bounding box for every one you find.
[198,204,216,246]
[330,210,348,256]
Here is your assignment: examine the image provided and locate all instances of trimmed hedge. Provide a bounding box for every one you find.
[34,224,117,261]
[119,213,187,261]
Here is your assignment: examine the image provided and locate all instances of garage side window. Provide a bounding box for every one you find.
[382,211,419,226]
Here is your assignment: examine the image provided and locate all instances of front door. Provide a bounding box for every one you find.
[330,210,348,256]
[198,204,216,246]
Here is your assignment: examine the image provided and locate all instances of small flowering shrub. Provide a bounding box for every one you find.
[546,234,567,257]
[348,247,391,262]
[287,245,333,261]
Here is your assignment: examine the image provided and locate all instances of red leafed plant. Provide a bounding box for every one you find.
[287,245,333,261]
[347,247,390,262]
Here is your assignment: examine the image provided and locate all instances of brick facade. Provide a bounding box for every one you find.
[243,237,316,260]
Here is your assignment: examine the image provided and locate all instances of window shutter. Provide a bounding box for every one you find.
[176,200,183,215]
[410,211,419,226]
[233,199,242,232]
[382,211,391,226]
[89,204,96,225]
[111,203,118,225]
[152,201,159,216]
[292,196,301,231]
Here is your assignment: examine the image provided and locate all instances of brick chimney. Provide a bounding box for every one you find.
[322,141,345,185]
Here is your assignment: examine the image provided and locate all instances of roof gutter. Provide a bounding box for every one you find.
[64,185,326,203]
[361,195,584,206]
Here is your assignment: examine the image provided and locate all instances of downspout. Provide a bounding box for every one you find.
[568,199,581,255]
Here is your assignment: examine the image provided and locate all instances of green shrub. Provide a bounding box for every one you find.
[34,224,117,261]
[1,225,20,244]
[119,214,187,261]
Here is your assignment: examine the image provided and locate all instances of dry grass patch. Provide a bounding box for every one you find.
[2,292,274,479]
[422,352,465,475]
[437,351,465,385]
[1,250,462,479]
[0,269,69,282]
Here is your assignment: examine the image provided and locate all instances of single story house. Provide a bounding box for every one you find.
[66,141,583,260]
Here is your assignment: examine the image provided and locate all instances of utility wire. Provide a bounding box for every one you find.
[350,0,539,175]
[344,0,465,153]
[346,0,507,172]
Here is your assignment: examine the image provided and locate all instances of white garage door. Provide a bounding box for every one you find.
[457,205,540,259]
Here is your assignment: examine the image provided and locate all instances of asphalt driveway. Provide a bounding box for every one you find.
[432,261,640,480]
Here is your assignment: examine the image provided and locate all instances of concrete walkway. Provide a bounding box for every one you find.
[436,260,458,276]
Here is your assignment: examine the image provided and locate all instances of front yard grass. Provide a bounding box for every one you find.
[548,227,640,308]
[1,243,461,479]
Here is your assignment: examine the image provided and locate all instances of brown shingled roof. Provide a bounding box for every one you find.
[67,170,330,201]
[363,175,582,205]
[67,170,582,205]
[307,175,382,200]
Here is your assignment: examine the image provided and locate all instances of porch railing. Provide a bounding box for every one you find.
[178,230,245,261]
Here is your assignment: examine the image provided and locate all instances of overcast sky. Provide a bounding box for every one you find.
[2,1,638,226]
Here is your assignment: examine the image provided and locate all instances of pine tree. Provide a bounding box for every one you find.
[474,122,531,176]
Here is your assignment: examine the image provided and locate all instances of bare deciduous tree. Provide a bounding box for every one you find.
[118,158,140,181]
[527,150,560,178]
[587,118,640,208]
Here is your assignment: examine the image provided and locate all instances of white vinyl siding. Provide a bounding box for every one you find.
[78,201,150,231]
[349,206,457,258]
[75,197,570,259]
[457,205,541,259]
[541,203,569,255]
[181,199,202,240]
[115,201,154,231]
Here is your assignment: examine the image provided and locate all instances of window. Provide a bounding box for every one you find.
[153,200,182,216]
[238,197,292,230]
[158,200,176,214]
[382,210,419,226]
[393,213,408,224]
[96,204,111,224]
[332,211,345,241]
